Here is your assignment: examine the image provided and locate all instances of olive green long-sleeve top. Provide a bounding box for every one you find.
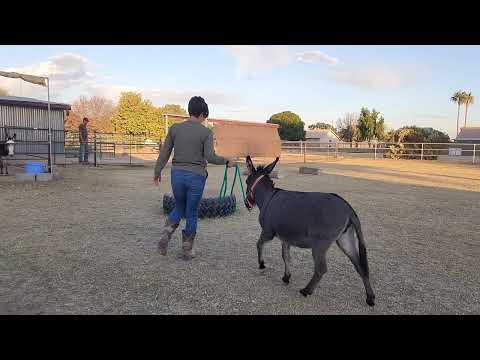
[154,120,227,177]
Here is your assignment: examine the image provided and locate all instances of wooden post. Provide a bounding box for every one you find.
[129,134,132,166]
[473,143,476,164]
[94,131,97,167]
[421,143,424,160]
[303,141,306,164]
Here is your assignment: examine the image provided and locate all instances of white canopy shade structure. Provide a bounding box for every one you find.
[0,71,53,173]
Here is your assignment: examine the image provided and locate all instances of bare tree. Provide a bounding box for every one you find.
[336,112,359,146]
[65,96,116,132]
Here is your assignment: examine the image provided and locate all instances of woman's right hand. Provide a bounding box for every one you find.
[226,159,237,168]
[154,175,161,186]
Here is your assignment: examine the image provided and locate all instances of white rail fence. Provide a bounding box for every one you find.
[281,141,478,164]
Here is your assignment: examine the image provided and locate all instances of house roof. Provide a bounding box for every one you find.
[456,127,480,141]
[164,113,279,128]
[305,128,340,140]
[0,96,71,110]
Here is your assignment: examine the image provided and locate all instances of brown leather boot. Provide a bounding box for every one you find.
[158,218,179,255]
[179,230,196,261]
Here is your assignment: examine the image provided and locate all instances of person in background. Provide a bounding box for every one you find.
[154,96,236,260]
[79,117,89,164]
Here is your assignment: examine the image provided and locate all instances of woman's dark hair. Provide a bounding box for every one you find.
[188,96,209,118]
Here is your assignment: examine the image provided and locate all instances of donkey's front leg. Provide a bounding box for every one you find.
[281,241,291,284]
[257,232,272,269]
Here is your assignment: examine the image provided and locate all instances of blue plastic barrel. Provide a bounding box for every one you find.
[25,162,46,174]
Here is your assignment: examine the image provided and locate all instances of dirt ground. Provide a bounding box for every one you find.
[1,158,479,314]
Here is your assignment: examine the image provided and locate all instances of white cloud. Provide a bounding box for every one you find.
[329,64,420,90]
[224,45,294,78]
[0,53,95,99]
[87,84,140,100]
[87,84,237,106]
[296,50,339,65]
[147,89,237,106]
[224,45,340,79]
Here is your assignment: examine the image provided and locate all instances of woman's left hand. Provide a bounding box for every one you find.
[154,176,161,186]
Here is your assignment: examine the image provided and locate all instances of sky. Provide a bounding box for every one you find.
[1,45,479,138]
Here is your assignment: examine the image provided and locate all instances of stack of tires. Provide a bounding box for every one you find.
[162,194,237,218]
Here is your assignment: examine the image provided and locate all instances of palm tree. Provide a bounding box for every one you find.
[451,90,465,136]
[463,91,474,128]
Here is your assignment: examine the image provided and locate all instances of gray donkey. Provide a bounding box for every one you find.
[244,156,375,306]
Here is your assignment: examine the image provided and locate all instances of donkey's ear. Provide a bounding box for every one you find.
[246,156,255,174]
[13,133,16,139]
[264,157,279,174]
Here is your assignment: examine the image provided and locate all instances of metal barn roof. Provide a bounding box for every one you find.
[0,96,71,111]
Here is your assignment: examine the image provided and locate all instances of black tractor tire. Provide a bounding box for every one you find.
[162,193,237,218]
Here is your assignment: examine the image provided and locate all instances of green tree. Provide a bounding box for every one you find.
[375,117,386,140]
[111,92,164,138]
[267,111,305,141]
[451,90,466,136]
[463,91,474,128]
[357,108,386,143]
[308,122,335,131]
[161,104,188,116]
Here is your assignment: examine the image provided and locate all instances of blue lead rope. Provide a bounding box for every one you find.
[219,164,247,204]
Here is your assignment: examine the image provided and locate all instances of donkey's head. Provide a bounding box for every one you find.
[244,156,279,210]
[4,133,16,156]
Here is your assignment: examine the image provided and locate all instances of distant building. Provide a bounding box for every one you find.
[455,127,480,143]
[305,129,340,144]
[163,114,281,158]
[451,127,480,156]
[0,96,71,156]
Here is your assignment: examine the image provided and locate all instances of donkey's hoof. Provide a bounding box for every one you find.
[299,288,311,297]
[259,261,265,269]
[282,274,290,284]
[366,297,375,307]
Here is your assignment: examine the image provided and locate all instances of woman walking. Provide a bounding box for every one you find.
[154,96,235,260]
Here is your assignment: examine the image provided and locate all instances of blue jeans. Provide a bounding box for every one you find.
[168,169,206,236]
[79,143,89,162]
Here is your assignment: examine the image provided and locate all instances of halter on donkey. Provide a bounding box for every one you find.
[0,133,16,175]
[244,156,376,307]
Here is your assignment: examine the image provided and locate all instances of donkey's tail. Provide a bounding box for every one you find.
[350,212,369,278]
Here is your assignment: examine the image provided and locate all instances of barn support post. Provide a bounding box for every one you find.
[48,127,53,174]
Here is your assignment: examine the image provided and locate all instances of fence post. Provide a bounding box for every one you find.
[129,136,132,166]
[421,143,424,161]
[374,142,377,160]
[94,131,97,167]
[473,144,476,165]
[303,141,306,164]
